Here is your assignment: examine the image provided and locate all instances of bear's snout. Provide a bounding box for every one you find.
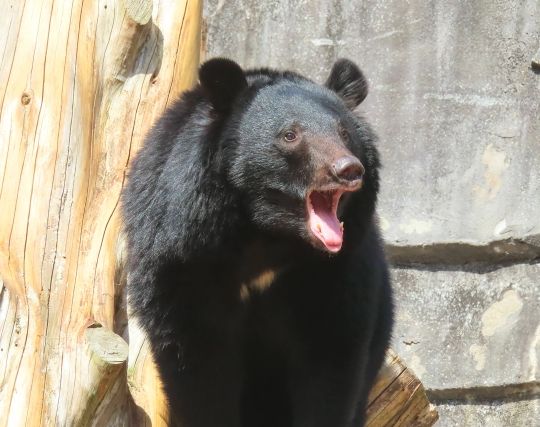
[332,155,365,184]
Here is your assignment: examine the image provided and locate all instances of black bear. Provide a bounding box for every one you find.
[122,58,393,427]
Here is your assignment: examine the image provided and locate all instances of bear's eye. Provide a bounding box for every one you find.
[283,131,297,142]
[340,128,350,141]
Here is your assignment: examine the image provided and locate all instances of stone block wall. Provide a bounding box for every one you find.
[204,0,539,424]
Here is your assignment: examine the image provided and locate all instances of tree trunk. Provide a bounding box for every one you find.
[0,0,201,425]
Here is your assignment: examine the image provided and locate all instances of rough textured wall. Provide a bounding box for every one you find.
[204,0,540,424]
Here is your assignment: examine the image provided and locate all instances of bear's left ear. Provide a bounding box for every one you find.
[199,58,248,112]
[325,59,368,110]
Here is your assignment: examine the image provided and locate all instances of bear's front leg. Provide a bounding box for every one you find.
[288,355,368,427]
[280,268,376,427]
[146,278,245,427]
[152,338,243,427]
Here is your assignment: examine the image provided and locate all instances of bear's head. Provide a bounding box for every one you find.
[199,58,379,254]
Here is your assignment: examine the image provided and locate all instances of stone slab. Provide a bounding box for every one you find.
[205,0,540,247]
[436,399,540,427]
[391,263,540,391]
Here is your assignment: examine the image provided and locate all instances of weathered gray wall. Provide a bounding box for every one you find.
[205,0,540,424]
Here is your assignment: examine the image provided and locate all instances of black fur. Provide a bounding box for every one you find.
[122,58,393,427]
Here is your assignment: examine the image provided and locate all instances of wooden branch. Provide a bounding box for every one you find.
[0,0,201,425]
[75,323,129,426]
[367,350,439,426]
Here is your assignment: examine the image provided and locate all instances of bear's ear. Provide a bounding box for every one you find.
[325,59,368,110]
[199,58,248,112]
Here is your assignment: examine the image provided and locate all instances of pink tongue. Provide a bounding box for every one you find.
[309,192,343,252]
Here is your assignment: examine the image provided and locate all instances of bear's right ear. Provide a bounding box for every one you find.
[325,59,368,110]
[199,58,248,112]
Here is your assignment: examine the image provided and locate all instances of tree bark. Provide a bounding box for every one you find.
[0,0,201,425]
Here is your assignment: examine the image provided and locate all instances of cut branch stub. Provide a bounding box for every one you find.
[366,350,439,426]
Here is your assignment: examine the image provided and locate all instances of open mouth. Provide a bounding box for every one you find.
[306,189,347,253]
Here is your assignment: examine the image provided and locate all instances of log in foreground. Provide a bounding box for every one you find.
[366,350,439,426]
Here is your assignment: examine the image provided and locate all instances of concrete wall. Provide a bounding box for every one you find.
[204,0,539,424]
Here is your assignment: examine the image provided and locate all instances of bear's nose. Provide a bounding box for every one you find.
[332,156,365,182]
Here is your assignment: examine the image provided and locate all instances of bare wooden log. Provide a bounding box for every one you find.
[76,323,129,426]
[0,0,201,425]
[367,350,439,426]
